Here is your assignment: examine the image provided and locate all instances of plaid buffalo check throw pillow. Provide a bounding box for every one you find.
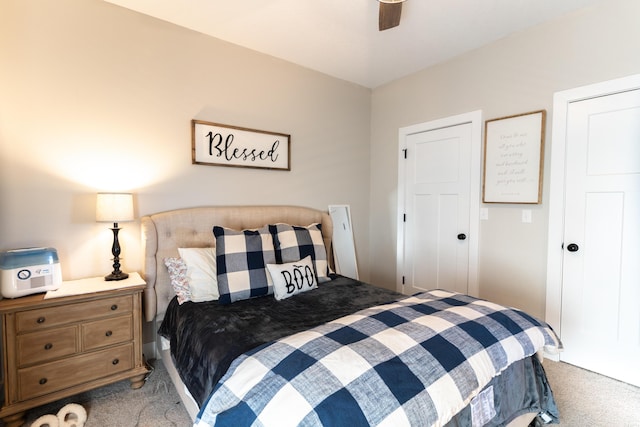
[269,223,331,283]
[213,225,275,304]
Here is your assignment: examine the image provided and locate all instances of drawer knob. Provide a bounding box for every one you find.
[37,317,46,324]
[112,358,119,365]
[44,343,53,350]
[105,330,113,337]
[110,304,118,311]
[39,378,48,385]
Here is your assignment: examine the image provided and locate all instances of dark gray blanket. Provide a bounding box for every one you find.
[445,356,559,426]
[158,274,404,406]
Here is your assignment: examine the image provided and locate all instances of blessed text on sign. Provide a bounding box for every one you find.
[192,120,291,170]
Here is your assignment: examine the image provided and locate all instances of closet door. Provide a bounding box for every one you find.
[560,88,640,387]
[398,111,481,297]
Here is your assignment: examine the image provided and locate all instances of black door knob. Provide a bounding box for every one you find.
[567,243,579,252]
[457,233,467,241]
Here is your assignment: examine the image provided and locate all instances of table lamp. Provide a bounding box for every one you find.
[96,193,134,281]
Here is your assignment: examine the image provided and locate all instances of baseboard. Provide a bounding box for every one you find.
[143,341,157,361]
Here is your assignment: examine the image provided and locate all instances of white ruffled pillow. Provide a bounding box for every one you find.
[163,257,192,304]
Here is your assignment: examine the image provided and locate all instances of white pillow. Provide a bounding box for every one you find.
[267,256,317,301]
[178,247,218,302]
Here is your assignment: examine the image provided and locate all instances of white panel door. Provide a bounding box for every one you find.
[403,123,472,295]
[561,88,640,386]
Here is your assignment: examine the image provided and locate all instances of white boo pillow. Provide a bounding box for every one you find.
[267,256,317,301]
[178,247,218,302]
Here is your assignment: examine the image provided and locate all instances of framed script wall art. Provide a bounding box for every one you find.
[192,120,291,170]
[482,110,546,204]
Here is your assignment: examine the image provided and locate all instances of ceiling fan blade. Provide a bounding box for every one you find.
[379,2,402,31]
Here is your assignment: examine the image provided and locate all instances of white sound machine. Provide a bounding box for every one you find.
[0,247,62,298]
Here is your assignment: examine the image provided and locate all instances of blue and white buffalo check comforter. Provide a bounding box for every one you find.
[195,290,561,427]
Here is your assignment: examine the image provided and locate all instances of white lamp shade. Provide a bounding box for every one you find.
[96,193,134,223]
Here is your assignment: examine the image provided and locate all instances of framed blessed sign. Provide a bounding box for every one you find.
[192,120,291,170]
[482,110,546,204]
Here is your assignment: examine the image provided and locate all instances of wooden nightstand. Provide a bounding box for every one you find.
[0,274,148,427]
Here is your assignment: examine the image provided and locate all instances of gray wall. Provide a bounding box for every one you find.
[0,0,372,282]
[2,0,639,322]
[368,0,640,318]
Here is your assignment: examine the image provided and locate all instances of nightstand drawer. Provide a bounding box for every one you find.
[16,295,133,333]
[82,314,132,351]
[18,343,134,401]
[17,326,77,367]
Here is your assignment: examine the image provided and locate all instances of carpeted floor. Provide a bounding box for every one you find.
[20,359,192,427]
[12,359,640,426]
[543,360,640,427]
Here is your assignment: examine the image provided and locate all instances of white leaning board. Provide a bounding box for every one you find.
[328,205,358,280]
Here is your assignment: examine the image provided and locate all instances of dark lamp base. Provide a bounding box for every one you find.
[105,224,129,282]
[105,272,129,281]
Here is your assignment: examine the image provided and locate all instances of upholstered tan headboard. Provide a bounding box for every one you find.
[140,205,333,322]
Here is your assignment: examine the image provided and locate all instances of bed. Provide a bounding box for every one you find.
[141,205,560,427]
